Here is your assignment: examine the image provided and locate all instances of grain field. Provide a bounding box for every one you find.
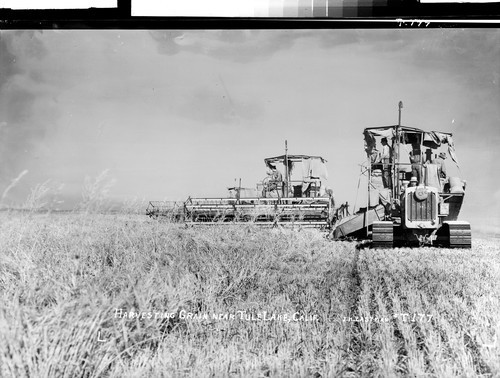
[0,211,499,377]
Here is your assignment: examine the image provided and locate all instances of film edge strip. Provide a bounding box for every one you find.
[0,0,499,26]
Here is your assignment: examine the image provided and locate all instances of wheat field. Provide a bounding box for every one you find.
[0,211,499,377]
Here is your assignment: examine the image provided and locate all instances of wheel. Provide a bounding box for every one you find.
[372,221,393,248]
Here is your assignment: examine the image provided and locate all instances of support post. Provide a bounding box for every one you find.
[284,140,288,198]
[395,101,403,198]
[367,158,371,236]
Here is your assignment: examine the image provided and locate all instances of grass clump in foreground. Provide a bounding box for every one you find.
[0,212,356,377]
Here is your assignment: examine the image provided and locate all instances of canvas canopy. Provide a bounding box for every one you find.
[264,154,329,194]
[363,125,459,167]
[264,155,328,180]
[264,154,327,164]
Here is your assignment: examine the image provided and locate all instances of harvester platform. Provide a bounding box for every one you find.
[331,205,386,239]
[148,197,333,229]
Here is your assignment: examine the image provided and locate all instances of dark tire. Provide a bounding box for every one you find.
[372,221,393,248]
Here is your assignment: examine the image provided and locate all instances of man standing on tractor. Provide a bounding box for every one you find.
[369,143,381,170]
[380,137,392,189]
[410,146,423,184]
[266,164,283,197]
[433,152,448,179]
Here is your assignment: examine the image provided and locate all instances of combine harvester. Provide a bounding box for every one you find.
[331,101,471,248]
[147,142,336,229]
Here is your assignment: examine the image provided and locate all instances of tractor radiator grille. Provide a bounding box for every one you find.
[407,192,437,221]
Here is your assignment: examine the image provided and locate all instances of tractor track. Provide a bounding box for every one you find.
[375,250,431,376]
[341,246,369,377]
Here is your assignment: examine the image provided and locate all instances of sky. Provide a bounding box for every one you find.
[0,29,499,232]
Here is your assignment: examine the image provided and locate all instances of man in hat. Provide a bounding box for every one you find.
[367,143,381,170]
[433,152,448,179]
[408,176,418,187]
[409,147,422,184]
[380,137,392,189]
[266,163,283,196]
[424,148,434,164]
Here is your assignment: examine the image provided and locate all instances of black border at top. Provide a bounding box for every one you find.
[0,0,499,28]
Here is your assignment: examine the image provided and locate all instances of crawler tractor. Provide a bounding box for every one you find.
[147,143,336,229]
[332,102,471,248]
